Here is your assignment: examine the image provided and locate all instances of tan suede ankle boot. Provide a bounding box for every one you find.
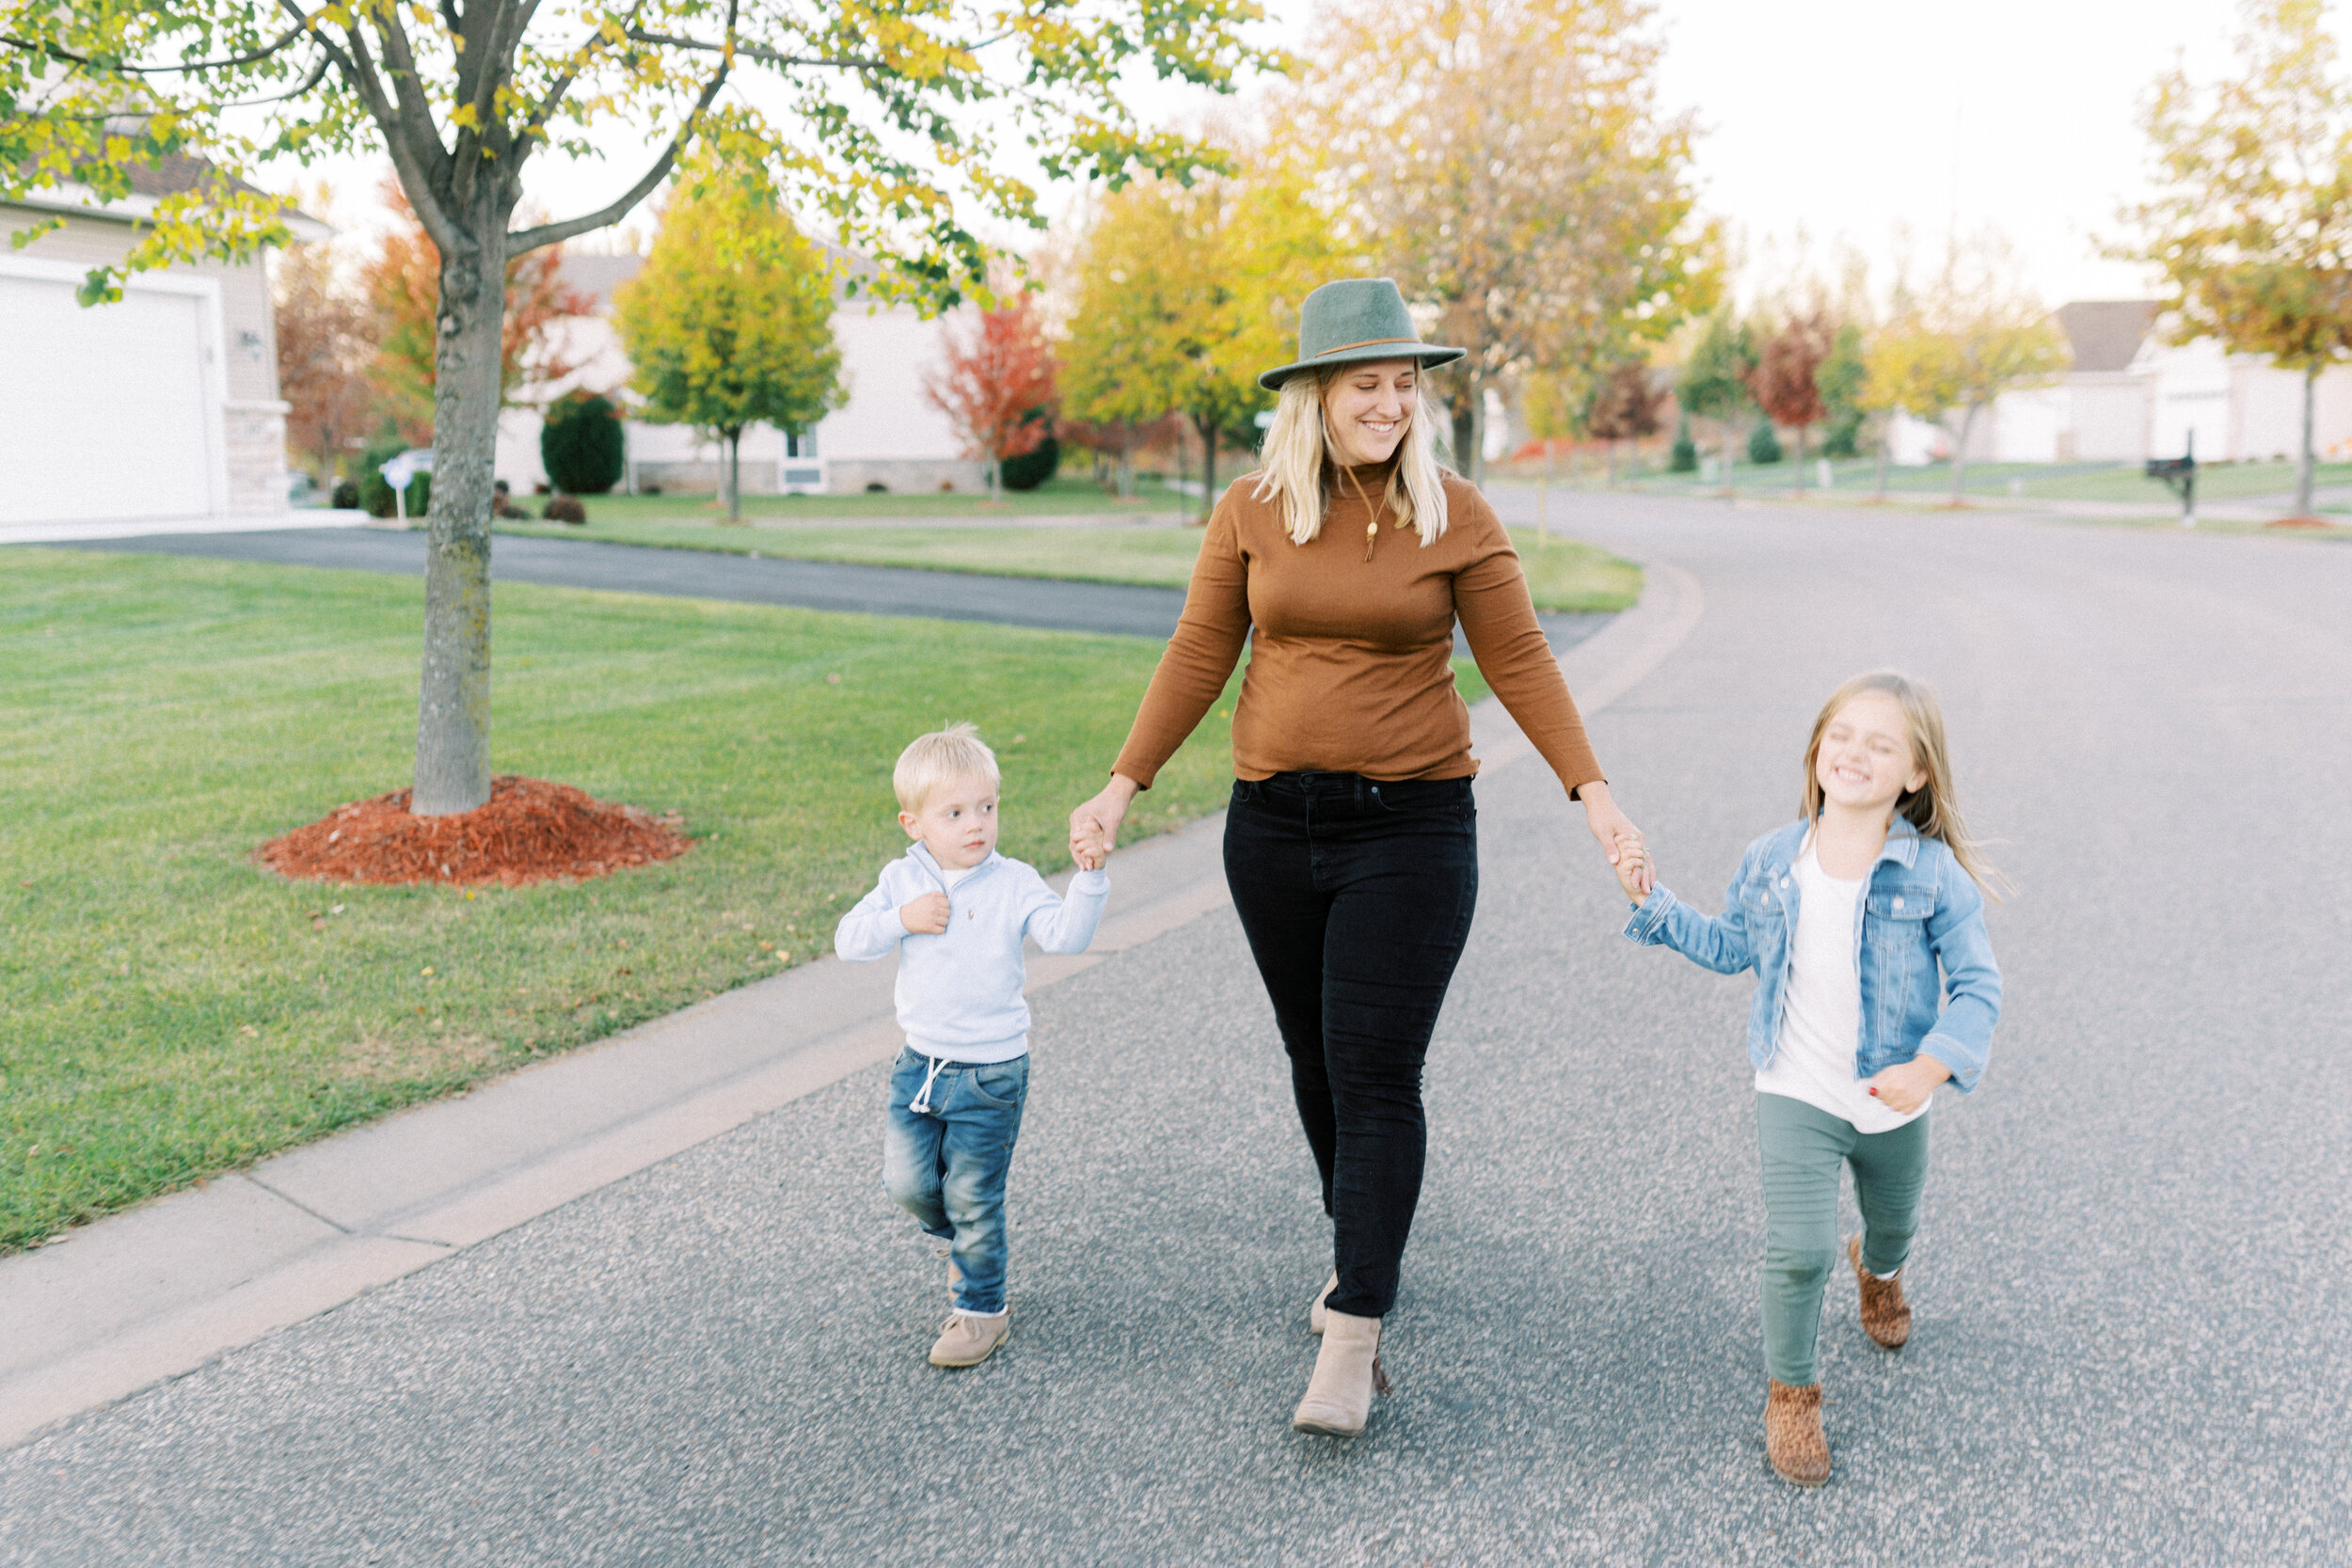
[1292,1308,1389,1436]
[1765,1378,1831,1486]
[1309,1272,1338,1335]
[1848,1235,1912,1349]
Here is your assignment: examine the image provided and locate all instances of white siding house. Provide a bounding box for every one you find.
[1976,300,2352,465]
[494,253,985,497]
[1,160,324,533]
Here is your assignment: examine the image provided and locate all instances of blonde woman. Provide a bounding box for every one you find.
[1068,278,1647,1437]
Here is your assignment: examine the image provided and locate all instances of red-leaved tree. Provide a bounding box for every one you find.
[1583,359,1668,484]
[275,236,376,485]
[1748,313,1833,491]
[360,178,594,445]
[924,290,1059,496]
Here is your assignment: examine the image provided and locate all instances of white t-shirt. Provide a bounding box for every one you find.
[940,863,979,892]
[1753,845,1929,1134]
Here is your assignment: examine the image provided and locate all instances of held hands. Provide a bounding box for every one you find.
[1069,775,1136,873]
[1581,782,1654,900]
[1865,1055,1952,1115]
[898,892,950,935]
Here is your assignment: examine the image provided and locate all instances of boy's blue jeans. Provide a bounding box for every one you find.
[882,1047,1028,1316]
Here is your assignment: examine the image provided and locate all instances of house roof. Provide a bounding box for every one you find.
[559,241,884,314]
[2055,300,2158,373]
[6,150,329,239]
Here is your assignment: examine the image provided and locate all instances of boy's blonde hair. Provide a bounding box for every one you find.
[1802,671,2004,896]
[1250,364,1454,546]
[894,722,999,813]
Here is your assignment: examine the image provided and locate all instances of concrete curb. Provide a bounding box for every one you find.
[0,552,1702,1450]
[1,509,372,546]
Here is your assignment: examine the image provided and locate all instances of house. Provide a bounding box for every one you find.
[1976,300,2352,465]
[1,158,324,531]
[493,251,986,497]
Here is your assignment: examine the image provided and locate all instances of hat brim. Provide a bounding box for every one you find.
[1258,341,1466,391]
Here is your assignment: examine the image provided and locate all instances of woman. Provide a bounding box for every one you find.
[1069,278,1645,1437]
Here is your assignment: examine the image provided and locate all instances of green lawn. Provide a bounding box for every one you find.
[492,515,1644,613]
[527,472,1193,523]
[0,550,1501,1252]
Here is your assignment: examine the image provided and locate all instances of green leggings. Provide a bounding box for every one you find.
[1755,1092,1931,1386]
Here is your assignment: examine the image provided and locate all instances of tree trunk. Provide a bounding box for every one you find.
[1722,420,1738,499]
[724,427,742,522]
[1875,420,1892,500]
[1119,420,1135,499]
[1198,416,1219,525]
[1606,438,1618,487]
[411,221,507,817]
[1793,423,1807,496]
[2296,361,2319,516]
[1538,437,1550,549]
[1452,388,1479,482]
[1949,406,1978,506]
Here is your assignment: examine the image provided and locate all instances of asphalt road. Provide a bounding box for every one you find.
[8,498,2349,1564]
[52,525,1613,653]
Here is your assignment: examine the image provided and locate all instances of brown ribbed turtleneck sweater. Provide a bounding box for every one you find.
[1111,461,1605,795]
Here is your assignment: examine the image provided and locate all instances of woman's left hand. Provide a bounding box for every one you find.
[1865,1056,1952,1115]
[1577,782,1652,895]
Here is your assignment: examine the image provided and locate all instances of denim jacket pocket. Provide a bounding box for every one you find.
[1867,883,1937,927]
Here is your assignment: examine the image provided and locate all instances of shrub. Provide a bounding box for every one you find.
[1821,410,1864,460]
[330,479,360,510]
[540,394,626,495]
[1747,422,1784,465]
[999,435,1060,491]
[1668,418,1698,473]
[543,494,588,524]
[357,436,432,518]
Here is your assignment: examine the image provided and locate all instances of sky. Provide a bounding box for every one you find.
[275,0,2269,309]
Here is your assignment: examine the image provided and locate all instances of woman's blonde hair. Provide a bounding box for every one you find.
[1802,670,2006,896]
[1250,364,1453,546]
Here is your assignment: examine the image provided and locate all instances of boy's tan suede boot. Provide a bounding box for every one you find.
[1292,1308,1390,1437]
[1309,1272,1338,1335]
[1765,1379,1832,1487]
[1848,1236,1913,1349]
[929,1310,1009,1368]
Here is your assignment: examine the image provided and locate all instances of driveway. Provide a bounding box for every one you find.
[5,497,2345,1564]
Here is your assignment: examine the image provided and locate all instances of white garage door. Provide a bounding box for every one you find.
[0,275,217,526]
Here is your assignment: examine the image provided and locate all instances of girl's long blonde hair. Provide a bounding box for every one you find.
[1249,365,1453,546]
[1803,670,2007,896]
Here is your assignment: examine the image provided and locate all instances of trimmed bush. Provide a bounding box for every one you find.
[999,436,1060,492]
[357,437,431,518]
[1669,418,1698,473]
[330,479,360,510]
[543,494,588,524]
[540,394,625,495]
[1747,421,1784,465]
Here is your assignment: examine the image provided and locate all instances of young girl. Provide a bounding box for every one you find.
[1615,671,2001,1487]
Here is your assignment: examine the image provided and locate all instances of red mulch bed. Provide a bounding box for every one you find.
[2266,515,2338,530]
[258,774,691,887]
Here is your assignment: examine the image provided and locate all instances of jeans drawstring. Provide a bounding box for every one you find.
[909,1053,950,1115]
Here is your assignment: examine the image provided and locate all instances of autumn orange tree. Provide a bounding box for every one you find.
[2121,0,2352,517]
[360,182,589,446]
[925,289,1059,498]
[274,233,375,484]
[1583,359,1666,484]
[6,0,1273,815]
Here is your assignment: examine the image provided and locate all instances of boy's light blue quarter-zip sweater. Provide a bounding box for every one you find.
[834,843,1109,1063]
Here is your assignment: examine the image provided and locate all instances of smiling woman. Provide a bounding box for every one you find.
[1065,277,1652,1441]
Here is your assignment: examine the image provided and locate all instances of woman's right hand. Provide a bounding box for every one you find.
[1070,774,1139,867]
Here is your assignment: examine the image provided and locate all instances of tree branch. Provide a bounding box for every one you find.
[1,20,312,74]
[515,0,653,157]
[506,42,732,255]
[624,28,883,71]
[281,0,462,255]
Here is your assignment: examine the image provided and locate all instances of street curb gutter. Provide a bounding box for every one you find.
[0,553,1702,1450]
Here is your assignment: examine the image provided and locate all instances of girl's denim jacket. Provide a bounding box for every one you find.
[1623,816,2002,1091]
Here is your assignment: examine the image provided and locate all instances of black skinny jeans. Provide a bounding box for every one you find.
[1223,771,1479,1320]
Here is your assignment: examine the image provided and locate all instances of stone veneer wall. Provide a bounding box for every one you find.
[823,457,989,495]
[224,401,291,515]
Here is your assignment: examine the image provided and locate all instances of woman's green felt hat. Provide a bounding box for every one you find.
[1256,277,1465,391]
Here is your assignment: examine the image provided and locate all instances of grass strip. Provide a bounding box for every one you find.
[491,516,1643,613]
[0,549,1497,1251]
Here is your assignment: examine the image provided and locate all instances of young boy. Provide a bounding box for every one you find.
[834,723,1109,1368]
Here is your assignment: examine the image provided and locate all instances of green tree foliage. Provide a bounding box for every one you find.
[1061,160,1338,517]
[613,138,844,521]
[1816,324,1869,459]
[1746,421,1783,465]
[1677,310,1756,488]
[2121,0,2352,515]
[540,394,626,496]
[4,0,1274,814]
[1668,415,1698,472]
[1292,0,1712,480]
